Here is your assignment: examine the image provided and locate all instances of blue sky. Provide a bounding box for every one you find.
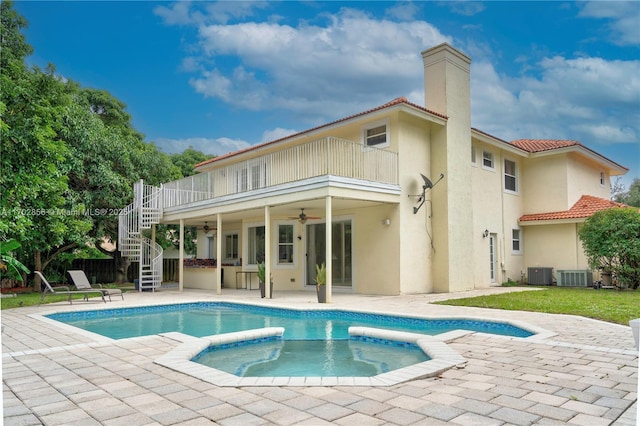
[15,1,640,189]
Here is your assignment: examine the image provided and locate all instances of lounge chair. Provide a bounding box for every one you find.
[67,270,124,302]
[35,271,106,304]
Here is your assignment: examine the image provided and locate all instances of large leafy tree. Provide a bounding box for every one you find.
[614,178,640,208]
[1,3,92,286]
[578,207,640,289]
[1,1,185,285]
[171,147,212,177]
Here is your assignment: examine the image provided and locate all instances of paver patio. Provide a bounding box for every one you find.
[2,288,638,425]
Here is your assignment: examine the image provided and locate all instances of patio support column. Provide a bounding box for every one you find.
[216,214,222,295]
[325,195,332,303]
[264,205,272,298]
[178,219,184,292]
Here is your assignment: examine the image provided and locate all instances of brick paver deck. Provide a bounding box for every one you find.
[2,288,638,425]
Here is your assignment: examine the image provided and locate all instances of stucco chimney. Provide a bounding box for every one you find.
[421,43,474,292]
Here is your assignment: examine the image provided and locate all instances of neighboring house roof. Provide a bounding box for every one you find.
[195,97,447,168]
[519,195,628,223]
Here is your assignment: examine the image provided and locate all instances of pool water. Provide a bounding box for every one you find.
[46,302,534,340]
[192,336,430,377]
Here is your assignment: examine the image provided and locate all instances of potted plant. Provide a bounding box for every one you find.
[315,262,326,303]
[257,262,273,298]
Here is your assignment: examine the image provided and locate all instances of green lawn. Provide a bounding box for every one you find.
[434,287,640,325]
[1,284,131,310]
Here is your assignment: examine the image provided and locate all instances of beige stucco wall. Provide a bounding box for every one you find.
[396,114,435,294]
[522,223,590,278]
[423,44,474,293]
[183,268,218,290]
[566,154,611,204]
[351,204,400,295]
[521,155,569,214]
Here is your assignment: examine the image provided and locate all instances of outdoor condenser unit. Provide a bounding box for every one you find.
[557,270,592,287]
[527,267,553,285]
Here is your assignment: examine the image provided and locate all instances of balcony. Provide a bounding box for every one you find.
[161,137,399,209]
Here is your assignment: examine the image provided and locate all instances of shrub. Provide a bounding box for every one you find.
[578,207,640,289]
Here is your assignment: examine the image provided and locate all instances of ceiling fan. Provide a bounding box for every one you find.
[289,208,321,224]
[201,221,216,232]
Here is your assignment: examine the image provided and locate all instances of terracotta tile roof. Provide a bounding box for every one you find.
[195,98,448,168]
[519,195,628,222]
[509,139,580,153]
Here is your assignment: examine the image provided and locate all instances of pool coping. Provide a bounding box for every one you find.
[154,326,469,387]
[25,300,558,387]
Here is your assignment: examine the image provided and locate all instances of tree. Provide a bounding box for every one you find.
[171,147,213,177]
[1,2,184,285]
[614,178,640,208]
[578,207,640,289]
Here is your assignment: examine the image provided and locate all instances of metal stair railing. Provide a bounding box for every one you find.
[118,180,163,291]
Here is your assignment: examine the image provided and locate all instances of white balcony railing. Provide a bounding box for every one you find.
[162,137,398,209]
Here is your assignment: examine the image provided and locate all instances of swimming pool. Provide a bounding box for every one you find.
[46,301,535,339]
[193,336,431,377]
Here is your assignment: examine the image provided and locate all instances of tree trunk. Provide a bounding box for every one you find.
[33,250,42,292]
[113,250,131,284]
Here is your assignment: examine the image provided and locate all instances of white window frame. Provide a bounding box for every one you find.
[482,150,495,171]
[273,221,297,269]
[511,228,522,255]
[600,172,605,186]
[504,158,518,193]
[222,232,239,263]
[207,235,216,260]
[243,222,265,268]
[235,159,266,192]
[362,119,390,149]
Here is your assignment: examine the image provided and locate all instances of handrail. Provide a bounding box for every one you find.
[161,137,398,209]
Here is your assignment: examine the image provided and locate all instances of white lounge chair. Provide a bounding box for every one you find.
[67,270,124,302]
[36,271,106,304]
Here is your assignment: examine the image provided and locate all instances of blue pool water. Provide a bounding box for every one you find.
[46,302,534,340]
[193,336,431,377]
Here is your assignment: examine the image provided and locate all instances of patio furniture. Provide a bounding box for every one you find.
[67,270,124,301]
[36,271,106,304]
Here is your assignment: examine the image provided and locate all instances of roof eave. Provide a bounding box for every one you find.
[519,217,587,226]
[530,146,628,175]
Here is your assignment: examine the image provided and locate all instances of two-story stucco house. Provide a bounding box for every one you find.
[118,43,628,300]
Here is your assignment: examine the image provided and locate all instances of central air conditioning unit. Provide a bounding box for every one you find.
[557,270,592,287]
[527,267,553,285]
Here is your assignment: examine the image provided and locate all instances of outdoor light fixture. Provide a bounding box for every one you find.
[483,229,489,238]
[412,173,445,214]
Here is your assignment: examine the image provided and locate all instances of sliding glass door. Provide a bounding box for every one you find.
[306,220,352,288]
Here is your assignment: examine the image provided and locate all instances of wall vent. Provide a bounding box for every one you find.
[527,267,553,285]
[557,270,592,287]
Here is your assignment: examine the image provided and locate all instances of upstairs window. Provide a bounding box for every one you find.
[482,150,494,170]
[363,121,389,148]
[504,159,518,192]
[471,145,477,164]
[600,172,605,186]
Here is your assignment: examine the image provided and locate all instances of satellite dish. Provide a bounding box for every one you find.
[420,173,433,190]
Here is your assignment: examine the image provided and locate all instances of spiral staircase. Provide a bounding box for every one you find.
[118,181,163,291]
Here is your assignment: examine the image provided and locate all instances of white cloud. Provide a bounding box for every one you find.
[261,128,298,143]
[469,55,640,146]
[186,7,450,122]
[155,137,251,156]
[579,2,640,45]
